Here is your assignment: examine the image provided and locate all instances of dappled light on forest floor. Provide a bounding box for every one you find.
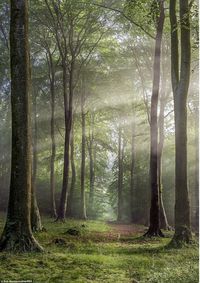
[0,218,198,283]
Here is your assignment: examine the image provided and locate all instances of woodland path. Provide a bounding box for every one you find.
[107,222,145,236]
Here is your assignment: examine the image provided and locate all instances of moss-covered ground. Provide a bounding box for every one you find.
[0,217,198,283]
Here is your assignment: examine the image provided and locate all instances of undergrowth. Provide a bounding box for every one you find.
[0,217,198,283]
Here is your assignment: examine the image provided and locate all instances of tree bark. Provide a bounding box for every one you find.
[169,0,192,245]
[130,119,135,222]
[194,106,199,231]
[88,112,95,218]
[31,92,43,232]
[80,77,87,220]
[57,61,74,221]
[66,118,76,218]
[117,126,124,222]
[144,0,165,237]
[0,0,43,252]
[158,85,170,230]
[48,50,57,218]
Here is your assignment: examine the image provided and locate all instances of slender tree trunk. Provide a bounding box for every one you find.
[158,86,170,230]
[170,0,192,245]
[117,126,124,222]
[66,118,76,217]
[130,119,135,222]
[57,61,74,221]
[48,51,57,218]
[88,113,95,218]
[144,0,165,237]
[194,107,199,232]
[80,79,87,220]
[31,92,43,232]
[0,0,43,252]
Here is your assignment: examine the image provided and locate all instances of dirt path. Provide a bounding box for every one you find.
[85,222,145,242]
[107,222,145,237]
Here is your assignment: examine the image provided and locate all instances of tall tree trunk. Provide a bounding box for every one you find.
[144,0,165,237]
[170,0,192,244]
[31,92,43,232]
[117,126,124,222]
[88,113,95,218]
[158,101,170,230]
[48,51,57,218]
[0,0,43,252]
[130,119,135,222]
[194,106,199,232]
[158,84,170,230]
[66,118,76,218]
[80,78,87,220]
[57,61,74,221]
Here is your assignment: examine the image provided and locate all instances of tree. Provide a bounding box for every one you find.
[169,0,192,244]
[158,48,171,230]
[66,116,77,218]
[0,0,43,252]
[130,112,135,222]
[80,74,87,219]
[88,112,96,218]
[117,124,124,222]
[144,0,165,237]
[46,45,58,218]
[194,105,199,231]
[31,90,43,231]
[158,81,170,230]
[44,0,105,220]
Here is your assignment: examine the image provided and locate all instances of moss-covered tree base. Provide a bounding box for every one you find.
[143,226,164,238]
[169,226,192,247]
[0,226,44,253]
[31,213,44,233]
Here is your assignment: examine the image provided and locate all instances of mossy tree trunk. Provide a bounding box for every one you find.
[144,0,165,237]
[0,0,43,252]
[169,0,192,245]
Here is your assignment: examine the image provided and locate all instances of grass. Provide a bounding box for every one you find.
[0,217,198,283]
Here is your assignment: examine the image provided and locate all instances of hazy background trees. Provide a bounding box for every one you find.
[0,0,198,238]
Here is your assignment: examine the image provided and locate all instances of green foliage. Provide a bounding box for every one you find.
[0,217,198,282]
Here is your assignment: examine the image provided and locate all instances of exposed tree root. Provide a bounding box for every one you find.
[169,226,192,247]
[143,227,164,238]
[0,232,44,253]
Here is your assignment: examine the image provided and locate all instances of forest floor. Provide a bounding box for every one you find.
[0,216,198,283]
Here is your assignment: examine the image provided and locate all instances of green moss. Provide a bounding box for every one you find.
[0,217,198,283]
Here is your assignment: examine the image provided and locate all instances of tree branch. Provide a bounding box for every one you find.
[86,2,156,39]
